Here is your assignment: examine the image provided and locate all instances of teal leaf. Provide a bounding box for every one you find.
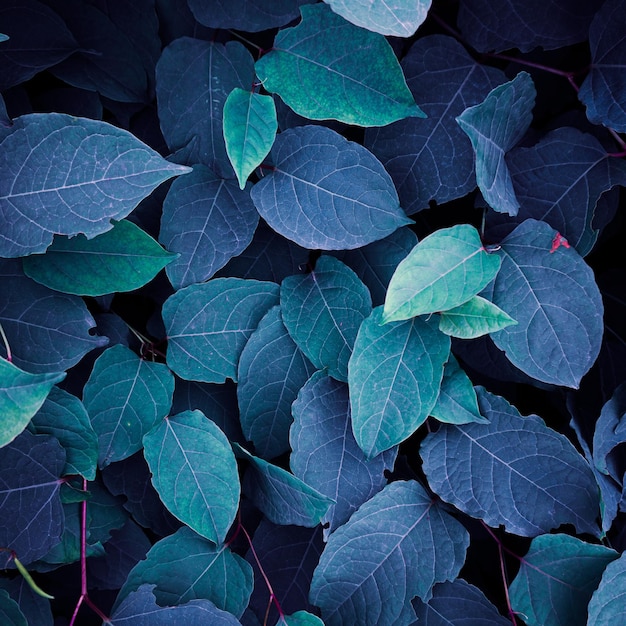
[83,345,174,468]
[383,224,501,323]
[0,577,53,626]
[587,552,626,625]
[163,278,279,383]
[456,72,536,215]
[22,220,176,296]
[236,444,333,527]
[114,526,252,618]
[430,354,487,425]
[324,0,431,37]
[237,305,316,459]
[438,295,517,339]
[509,534,618,626]
[283,611,325,626]
[159,165,259,289]
[0,113,190,258]
[30,386,98,480]
[280,256,372,381]
[0,589,27,626]
[291,372,397,532]
[0,359,64,448]
[484,219,604,388]
[255,4,424,126]
[349,307,450,457]
[421,388,601,537]
[251,125,412,250]
[156,37,255,177]
[223,88,277,189]
[309,480,469,625]
[143,410,240,544]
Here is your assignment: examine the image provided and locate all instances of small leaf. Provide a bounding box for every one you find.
[456,72,536,215]
[163,278,279,383]
[143,410,240,544]
[592,381,626,480]
[0,589,27,626]
[255,4,423,126]
[223,88,277,189]
[383,224,501,323]
[283,611,325,626]
[438,295,517,339]
[587,551,626,625]
[349,307,450,457]
[310,480,469,625]
[22,220,176,296]
[251,125,412,250]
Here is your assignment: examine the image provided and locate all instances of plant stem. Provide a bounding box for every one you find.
[0,322,12,362]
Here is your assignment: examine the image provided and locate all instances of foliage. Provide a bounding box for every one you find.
[1,1,625,625]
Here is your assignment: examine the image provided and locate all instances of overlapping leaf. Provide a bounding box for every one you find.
[0,590,27,626]
[438,295,517,339]
[587,552,626,625]
[592,381,626,480]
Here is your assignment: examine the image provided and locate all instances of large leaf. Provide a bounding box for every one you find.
[421,388,601,537]
[587,551,626,625]
[163,278,279,383]
[143,410,240,544]
[456,72,536,215]
[508,534,618,626]
[23,220,176,296]
[383,224,501,323]
[0,590,27,626]
[438,295,517,339]
[83,344,174,468]
[592,381,626,481]
[280,256,372,381]
[0,113,189,258]
[255,3,423,126]
[309,480,469,625]
[349,307,450,458]
[484,219,604,388]
[251,125,412,250]
[159,165,259,289]
[291,372,397,532]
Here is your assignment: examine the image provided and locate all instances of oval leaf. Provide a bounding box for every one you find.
[438,295,517,339]
[587,551,626,625]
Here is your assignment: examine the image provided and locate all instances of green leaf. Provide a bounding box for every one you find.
[223,88,277,189]
[83,345,174,468]
[349,307,450,458]
[383,224,501,323]
[255,3,424,126]
[143,410,240,544]
[509,534,618,626]
[163,278,280,383]
[438,295,517,339]
[22,220,176,296]
[0,358,64,448]
[587,551,626,625]
[282,611,325,626]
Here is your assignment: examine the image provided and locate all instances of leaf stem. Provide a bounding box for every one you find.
[227,30,262,52]
[0,322,12,362]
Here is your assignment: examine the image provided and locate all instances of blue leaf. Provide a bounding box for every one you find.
[0,576,53,626]
[587,551,626,625]
[592,381,626,481]
[0,589,27,626]
[251,125,412,250]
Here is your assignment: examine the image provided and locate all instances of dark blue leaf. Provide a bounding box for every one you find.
[251,125,412,250]
[0,589,27,626]
[0,576,53,626]
[587,551,626,624]
[593,381,626,482]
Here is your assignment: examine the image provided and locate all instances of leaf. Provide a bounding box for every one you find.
[291,372,397,532]
[0,431,65,566]
[236,444,334,527]
[323,0,431,37]
[280,256,372,381]
[160,165,259,289]
[587,551,626,625]
[83,345,174,468]
[143,410,240,544]
[255,3,424,126]
[508,534,618,626]
[283,611,325,626]
[237,305,316,459]
[484,219,604,388]
[365,35,506,215]
[22,220,176,296]
[430,353,487,425]
[0,575,53,626]
[0,359,64,448]
[251,125,412,250]
[309,480,469,625]
[163,278,280,383]
[383,224,501,323]
[0,589,27,626]
[0,113,190,258]
[579,0,626,132]
[421,387,601,537]
[0,260,108,373]
[223,88,278,189]
[30,386,98,480]
[438,295,517,339]
[411,579,511,625]
[349,307,450,457]
[114,526,252,618]
[155,37,255,177]
[456,72,536,215]
[592,381,626,480]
